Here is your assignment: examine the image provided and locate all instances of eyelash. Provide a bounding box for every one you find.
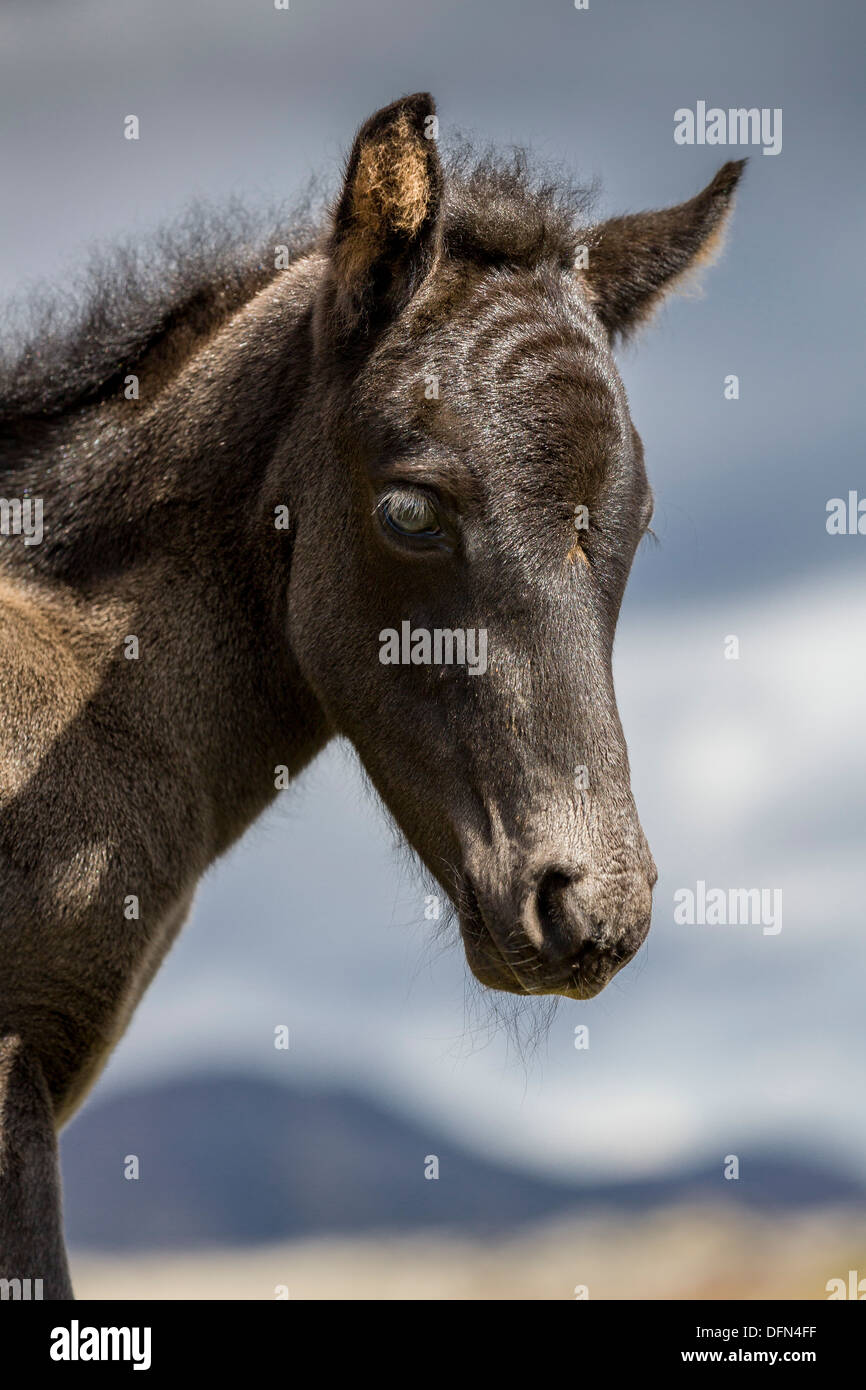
[380,490,441,536]
[374,487,457,557]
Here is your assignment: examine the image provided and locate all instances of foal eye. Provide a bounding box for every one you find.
[379,487,442,539]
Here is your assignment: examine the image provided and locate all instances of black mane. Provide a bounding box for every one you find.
[0,201,318,426]
[0,150,593,426]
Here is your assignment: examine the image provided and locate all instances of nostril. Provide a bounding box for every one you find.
[535,867,602,957]
[586,915,606,943]
[536,869,573,943]
[535,867,608,959]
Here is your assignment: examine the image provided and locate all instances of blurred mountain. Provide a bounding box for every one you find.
[60,1074,866,1252]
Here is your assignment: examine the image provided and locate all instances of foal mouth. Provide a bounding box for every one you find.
[456,876,631,1000]
[457,878,529,995]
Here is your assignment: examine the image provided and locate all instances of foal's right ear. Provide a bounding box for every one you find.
[325,93,443,333]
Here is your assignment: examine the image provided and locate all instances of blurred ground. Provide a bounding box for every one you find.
[72,1204,866,1300]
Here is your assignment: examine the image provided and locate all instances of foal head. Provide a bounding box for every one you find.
[287,94,743,999]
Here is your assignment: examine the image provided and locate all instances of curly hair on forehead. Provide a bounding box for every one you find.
[441,142,596,270]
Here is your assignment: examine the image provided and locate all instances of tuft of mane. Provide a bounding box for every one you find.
[442,144,595,269]
[0,202,318,428]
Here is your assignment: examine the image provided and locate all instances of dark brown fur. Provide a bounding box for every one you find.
[0,94,743,1297]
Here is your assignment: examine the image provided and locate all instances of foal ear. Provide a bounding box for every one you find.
[582,161,745,341]
[327,92,443,330]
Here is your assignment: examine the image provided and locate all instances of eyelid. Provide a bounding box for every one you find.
[379,483,440,518]
[370,461,482,510]
[381,488,441,534]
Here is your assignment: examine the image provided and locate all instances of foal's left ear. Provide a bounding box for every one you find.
[582,160,746,341]
[326,92,443,332]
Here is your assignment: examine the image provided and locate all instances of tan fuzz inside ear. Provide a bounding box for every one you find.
[352,113,430,240]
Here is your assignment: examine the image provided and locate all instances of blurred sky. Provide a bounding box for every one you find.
[1,0,864,1182]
